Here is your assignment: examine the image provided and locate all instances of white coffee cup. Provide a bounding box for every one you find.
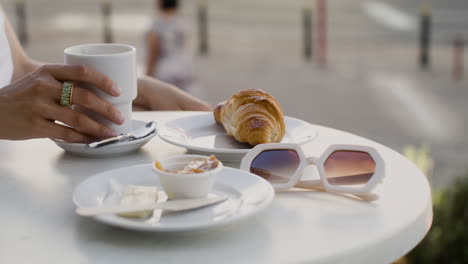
[64,43,137,134]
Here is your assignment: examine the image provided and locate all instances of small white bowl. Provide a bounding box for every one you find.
[152,155,223,199]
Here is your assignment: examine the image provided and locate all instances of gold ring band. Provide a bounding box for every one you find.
[60,81,74,106]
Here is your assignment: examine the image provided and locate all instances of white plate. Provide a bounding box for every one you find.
[52,120,156,158]
[158,113,317,162]
[73,164,275,232]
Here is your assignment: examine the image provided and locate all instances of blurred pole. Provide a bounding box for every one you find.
[315,0,327,67]
[452,35,464,81]
[101,1,113,43]
[302,7,313,61]
[197,0,209,55]
[419,4,431,69]
[15,0,28,46]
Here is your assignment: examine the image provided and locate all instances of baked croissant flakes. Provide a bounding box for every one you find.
[214,89,285,146]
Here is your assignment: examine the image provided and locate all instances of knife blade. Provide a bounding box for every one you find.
[76,196,227,217]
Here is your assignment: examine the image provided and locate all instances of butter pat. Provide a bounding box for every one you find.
[118,185,159,218]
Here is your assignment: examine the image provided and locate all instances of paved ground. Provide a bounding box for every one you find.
[2,0,468,189]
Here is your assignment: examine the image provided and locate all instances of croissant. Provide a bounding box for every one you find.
[213,89,285,146]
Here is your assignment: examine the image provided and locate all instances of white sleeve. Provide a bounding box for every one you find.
[0,10,14,88]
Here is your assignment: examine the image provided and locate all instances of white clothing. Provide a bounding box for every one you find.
[149,15,194,90]
[0,11,13,88]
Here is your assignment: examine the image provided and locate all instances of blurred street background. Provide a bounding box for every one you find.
[2,0,467,191]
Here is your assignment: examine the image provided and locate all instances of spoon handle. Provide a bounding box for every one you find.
[86,134,129,149]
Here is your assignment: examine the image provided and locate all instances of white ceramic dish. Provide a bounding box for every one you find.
[158,113,318,162]
[73,164,275,232]
[52,120,156,158]
[153,154,223,199]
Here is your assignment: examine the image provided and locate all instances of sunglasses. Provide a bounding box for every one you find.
[240,143,385,201]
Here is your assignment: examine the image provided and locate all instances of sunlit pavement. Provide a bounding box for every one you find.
[2,0,467,189]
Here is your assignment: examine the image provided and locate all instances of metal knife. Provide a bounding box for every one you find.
[86,121,157,149]
[75,196,227,217]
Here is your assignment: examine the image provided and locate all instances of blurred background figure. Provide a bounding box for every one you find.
[145,0,194,92]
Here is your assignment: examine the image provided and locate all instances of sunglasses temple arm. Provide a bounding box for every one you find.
[294,180,379,202]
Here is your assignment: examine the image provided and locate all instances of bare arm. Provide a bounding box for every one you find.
[2,10,41,81]
[133,76,211,111]
[145,30,160,76]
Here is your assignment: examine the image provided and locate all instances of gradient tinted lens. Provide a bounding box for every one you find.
[250,149,300,184]
[324,150,375,187]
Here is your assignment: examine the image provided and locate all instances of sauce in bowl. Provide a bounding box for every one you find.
[155,155,219,174]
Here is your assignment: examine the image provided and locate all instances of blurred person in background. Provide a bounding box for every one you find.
[0,5,210,143]
[146,0,195,92]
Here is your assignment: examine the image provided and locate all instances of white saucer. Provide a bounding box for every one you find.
[73,164,275,232]
[52,120,156,158]
[158,113,318,162]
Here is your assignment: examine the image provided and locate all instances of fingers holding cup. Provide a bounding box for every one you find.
[42,103,119,140]
[51,80,125,127]
[44,64,121,97]
[39,120,93,143]
[70,85,126,125]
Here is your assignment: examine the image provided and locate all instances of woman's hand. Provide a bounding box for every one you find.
[0,64,125,142]
[133,76,211,111]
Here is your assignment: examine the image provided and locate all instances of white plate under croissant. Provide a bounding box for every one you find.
[159,89,318,162]
[158,113,317,162]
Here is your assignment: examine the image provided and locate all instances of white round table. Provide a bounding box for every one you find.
[0,111,432,264]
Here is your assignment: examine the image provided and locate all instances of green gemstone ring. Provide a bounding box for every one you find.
[60,81,74,106]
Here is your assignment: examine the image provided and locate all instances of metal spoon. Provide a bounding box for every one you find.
[86,121,157,149]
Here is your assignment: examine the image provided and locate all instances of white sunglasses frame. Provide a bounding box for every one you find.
[240,143,385,200]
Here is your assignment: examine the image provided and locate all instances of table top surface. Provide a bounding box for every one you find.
[0,111,432,264]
